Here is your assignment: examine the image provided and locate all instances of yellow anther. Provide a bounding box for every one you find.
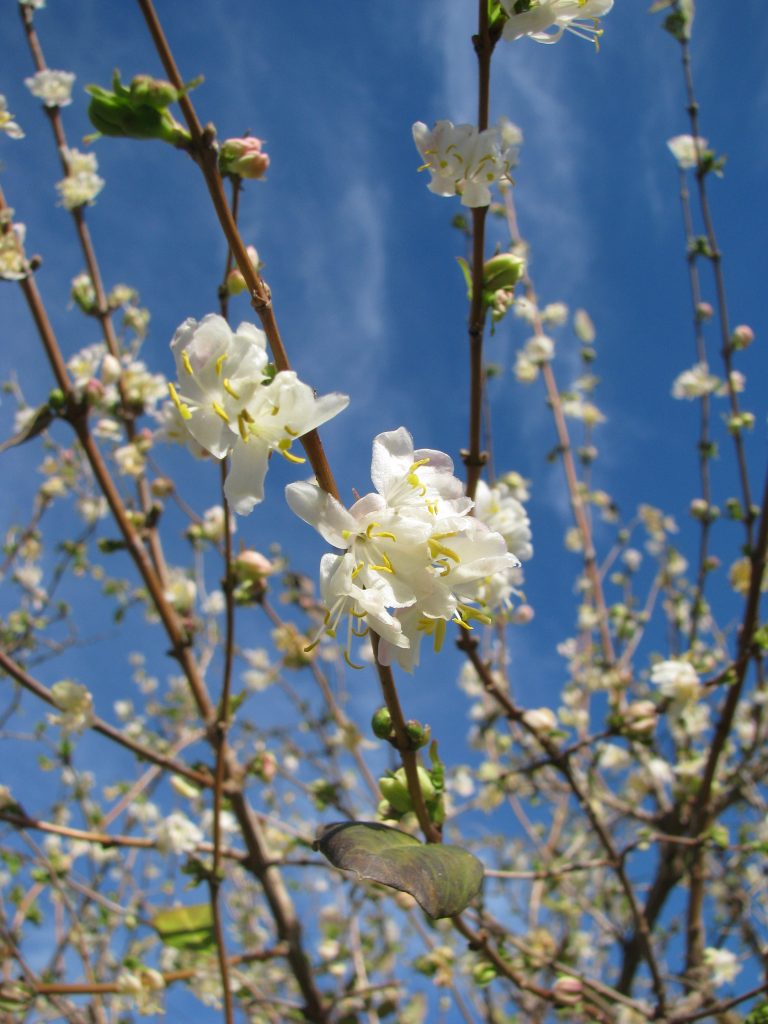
[342,529,352,540]
[351,625,370,638]
[168,383,192,420]
[411,457,430,470]
[223,378,241,400]
[432,618,446,652]
[182,350,194,376]
[284,424,299,438]
[304,637,321,653]
[212,401,230,424]
[351,561,364,580]
[277,439,305,465]
[370,528,396,542]
[429,539,460,563]
[237,412,250,442]
[215,353,227,375]
[369,553,393,575]
[452,615,473,631]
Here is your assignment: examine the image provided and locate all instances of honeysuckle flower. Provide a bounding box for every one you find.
[49,680,94,734]
[501,0,613,45]
[412,119,513,208]
[56,148,105,210]
[650,659,700,702]
[671,361,720,399]
[0,96,24,139]
[168,314,349,514]
[0,215,27,280]
[288,428,520,671]
[667,133,708,169]
[25,69,75,107]
[474,480,533,562]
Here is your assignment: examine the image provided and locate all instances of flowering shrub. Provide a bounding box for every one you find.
[0,1,765,1022]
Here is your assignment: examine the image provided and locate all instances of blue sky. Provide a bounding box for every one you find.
[1,1,768,1018]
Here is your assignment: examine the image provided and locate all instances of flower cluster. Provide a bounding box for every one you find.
[287,428,521,672]
[56,148,105,210]
[168,314,349,514]
[500,0,613,45]
[24,68,75,108]
[412,119,514,208]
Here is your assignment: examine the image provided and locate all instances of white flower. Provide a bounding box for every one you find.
[19,0,47,8]
[667,134,708,170]
[523,333,555,364]
[56,148,105,210]
[0,96,24,139]
[164,569,197,614]
[702,947,741,988]
[49,681,94,734]
[24,69,75,108]
[287,428,519,671]
[501,0,613,45]
[168,314,349,515]
[412,119,514,208]
[152,812,203,855]
[522,707,557,733]
[0,219,27,281]
[474,480,533,562]
[650,659,700,703]
[672,362,720,399]
[115,968,166,1016]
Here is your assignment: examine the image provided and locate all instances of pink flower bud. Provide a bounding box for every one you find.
[219,137,270,180]
[731,324,754,350]
[695,301,713,321]
[235,550,274,581]
[552,976,582,1005]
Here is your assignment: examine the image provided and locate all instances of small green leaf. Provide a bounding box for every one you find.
[314,821,484,919]
[456,257,473,300]
[151,903,215,951]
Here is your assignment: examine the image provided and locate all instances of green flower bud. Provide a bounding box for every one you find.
[128,74,179,110]
[48,389,67,410]
[371,706,394,740]
[404,719,431,750]
[482,252,525,294]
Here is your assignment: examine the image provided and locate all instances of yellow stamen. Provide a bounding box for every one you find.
[237,412,250,442]
[343,650,364,670]
[215,353,227,375]
[212,401,230,424]
[277,440,305,464]
[351,561,365,580]
[223,377,241,400]
[168,383,191,420]
[182,351,194,376]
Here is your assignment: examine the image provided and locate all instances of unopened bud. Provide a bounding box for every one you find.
[695,301,714,322]
[71,272,97,314]
[553,976,583,1005]
[128,74,179,110]
[226,245,260,295]
[522,707,557,733]
[731,324,754,350]
[483,252,525,294]
[86,70,191,146]
[235,549,274,581]
[371,706,394,740]
[623,700,657,737]
[404,719,431,750]
[219,137,270,180]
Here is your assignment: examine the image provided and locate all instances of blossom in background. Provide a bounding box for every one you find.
[0,95,24,139]
[672,362,720,400]
[702,947,741,988]
[650,659,701,703]
[501,0,613,45]
[152,812,203,855]
[0,216,27,281]
[474,479,533,561]
[412,119,514,208]
[56,148,105,210]
[168,314,348,514]
[48,680,95,734]
[24,69,76,108]
[667,134,708,170]
[287,427,520,671]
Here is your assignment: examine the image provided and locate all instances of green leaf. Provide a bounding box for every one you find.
[151,903,216,951]
[314,821,484,919]
[456,257,473,300]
